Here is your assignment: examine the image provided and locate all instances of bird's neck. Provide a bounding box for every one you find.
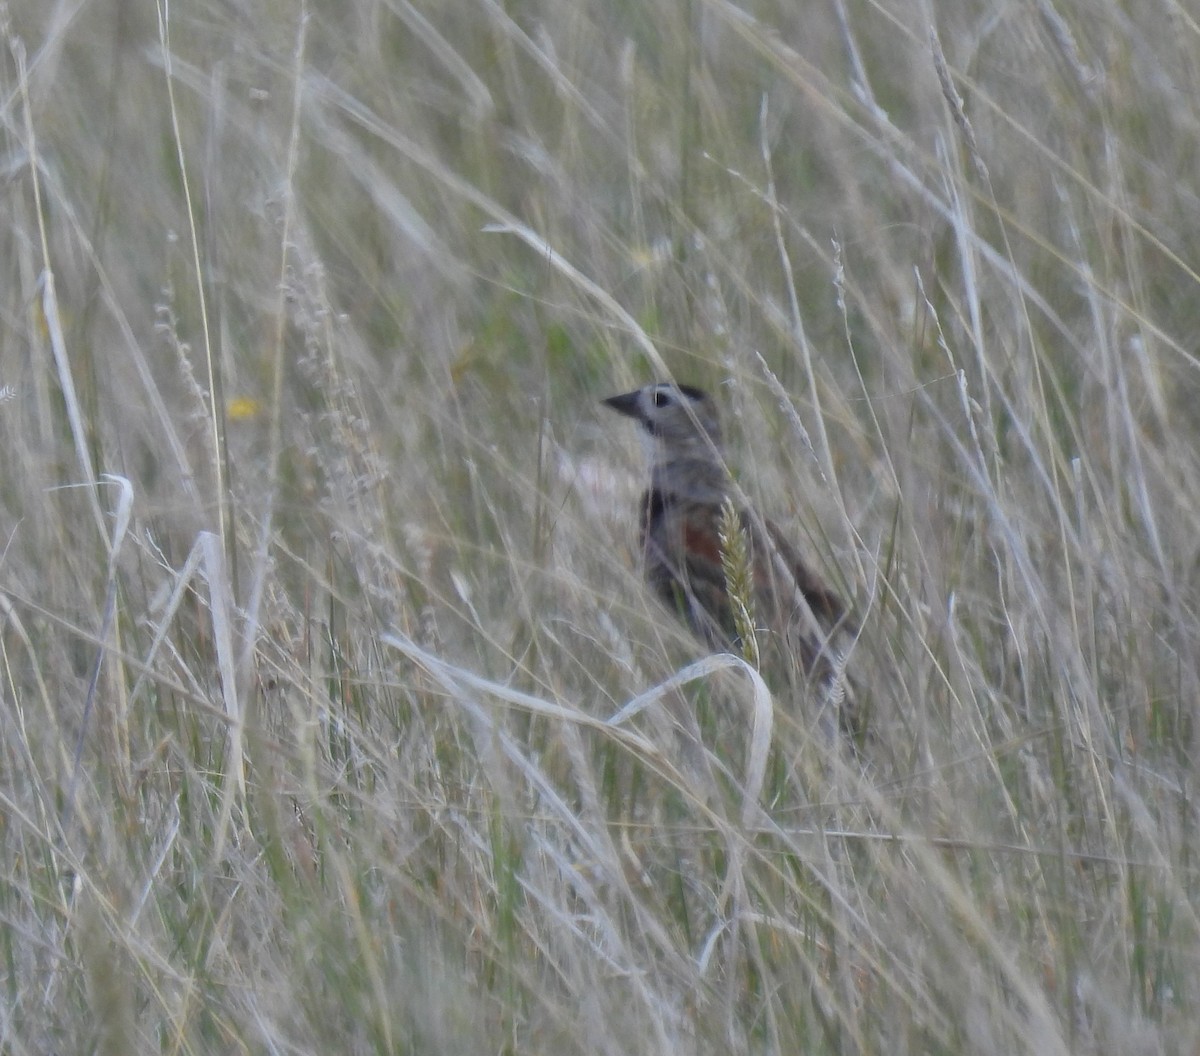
[648,455,730,504]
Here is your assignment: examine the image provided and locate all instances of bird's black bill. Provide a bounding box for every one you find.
[601,391,642,418]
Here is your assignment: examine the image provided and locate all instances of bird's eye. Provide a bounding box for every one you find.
[653,389,673,408]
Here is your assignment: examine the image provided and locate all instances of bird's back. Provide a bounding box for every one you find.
[641,485,852,671]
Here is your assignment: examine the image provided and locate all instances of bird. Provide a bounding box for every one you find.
[602,382,857,731]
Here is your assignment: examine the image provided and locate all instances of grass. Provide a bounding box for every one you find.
[2,0,1200,1051]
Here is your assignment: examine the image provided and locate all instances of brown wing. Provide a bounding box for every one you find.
[758,515,852,632]
[640,490,853,649]
[754,512,862,739]
[640,490,862,738]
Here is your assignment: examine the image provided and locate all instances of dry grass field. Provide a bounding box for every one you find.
[2,0,1200,1052]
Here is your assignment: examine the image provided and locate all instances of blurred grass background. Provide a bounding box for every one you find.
[3,0,1200,1051]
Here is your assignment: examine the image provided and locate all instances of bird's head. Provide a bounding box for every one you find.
[602,383,723,459]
